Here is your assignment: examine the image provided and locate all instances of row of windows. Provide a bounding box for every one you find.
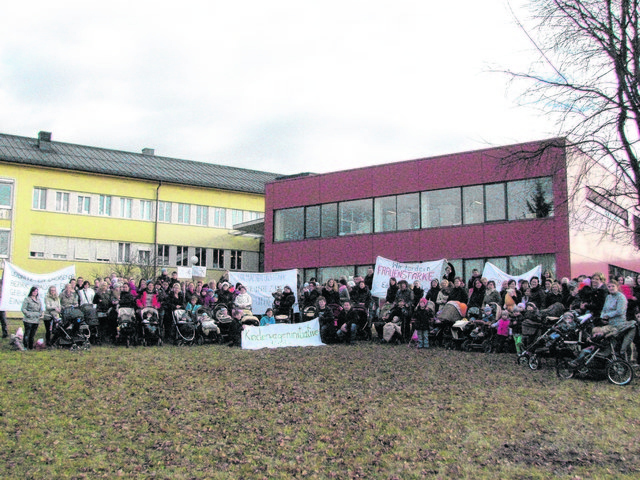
[32,188,263,228]
[300,254,557,286]
[28,235,252,270]
[274,177,554,242]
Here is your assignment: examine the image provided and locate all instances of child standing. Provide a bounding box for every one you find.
[412,298,434,349]
[510,306,524,355]
[493,309,511,353]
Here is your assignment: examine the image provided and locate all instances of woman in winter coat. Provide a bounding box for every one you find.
[601,280,628,328]
[467,278,486,309]
[411,281,425,309]
[385,277,399,305]
[322,278,341,306]
[425,279,440,305]
[44,285,61,347]
[483,280,501,307]
[21,286,43,350]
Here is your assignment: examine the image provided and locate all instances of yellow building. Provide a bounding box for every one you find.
[0,131,279,283]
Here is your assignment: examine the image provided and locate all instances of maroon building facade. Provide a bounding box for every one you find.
[264,139,579,283]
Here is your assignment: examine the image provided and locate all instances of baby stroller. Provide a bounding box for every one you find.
[209,304,232,343]
[116,307,137,347]
[50,306,91,351]
[139,307,163,347]
[196,307,220,344]
[518,314,578,370]
[556,321,637,385]
[173,309,197,346]
[80,304,101,345]
[434,301,467,349]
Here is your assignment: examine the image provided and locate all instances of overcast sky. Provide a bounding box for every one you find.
[0,1,552,175]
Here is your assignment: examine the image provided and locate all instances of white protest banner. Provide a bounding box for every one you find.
[241,318,324,350]
[229,269,298,315]
[0,262,76,312]
[177,267,192,278]
[371,256,446,298]
[482,262,542,291]
[192,266,206,278]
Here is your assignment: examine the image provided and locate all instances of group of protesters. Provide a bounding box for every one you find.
[9,262,640,358]
[13,268,259,350]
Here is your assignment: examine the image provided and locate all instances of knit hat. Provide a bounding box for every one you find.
[419,298,427,307]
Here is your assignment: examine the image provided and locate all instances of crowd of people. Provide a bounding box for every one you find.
[9,263,640,360]
[12,268,264,349]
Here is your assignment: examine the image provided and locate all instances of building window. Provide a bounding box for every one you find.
[176,246,189,266]
[158,201,172,222]
[33,188,47,210]
[194,247,207,267]
[231,209,243,227]
[177,204,190,224]
[118,242,131,263]
[77,195,91,214]
[99,195,112,216]
[485,183,506,222]
[157,244,170,266]
[0,182,12,208]
[397,193,420,230]
[212,208,226,228]
[339,199,372,236]
[274,207,304,242]
[120,198,133,218]
[305,206,320,238]
[586,187,628,226]
[212,248,224,269]
[0,230,9,257]
[230,250,242,270]
[55,192,70,212]
[140,200,152,221]
[321,203,338,237]
[138,250,151,264]
[96,241,111,262]
[509,254,556,277]
[421,188,461,228]
[462,185,484,225]
[507,177,554,220]
[196,206,209,226]
[374,196,397,233]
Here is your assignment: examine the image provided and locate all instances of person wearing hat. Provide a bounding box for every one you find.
[157,268,170,284]
[411,298,434,349]
[217,282,234,310]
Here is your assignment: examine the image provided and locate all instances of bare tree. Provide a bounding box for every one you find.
[504,0,640,245]
[91,249,162,283]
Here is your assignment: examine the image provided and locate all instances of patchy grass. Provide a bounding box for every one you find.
[1,341,639,479]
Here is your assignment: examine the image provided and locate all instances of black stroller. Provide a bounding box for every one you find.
[116,307,138,347]
[50,306,91,351]
[80,304,101,345]
[173,309,197,346]
[556,321,637,385]
[196,307,220,344]
[139,307,163,347]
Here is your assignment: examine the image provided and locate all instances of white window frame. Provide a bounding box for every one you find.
[177,204,191,224]
[118,242,131,263]
[0,181,13,209]
[140,200,152,221]
[77,195,91,214]
[212,207,226,228]
[55,192,70,212]
[158,201,172,222]
[99,195,112,216]
[196,206,208,226]
[120,198,133,219]
[0,229,10,257]
[33,188,47,210]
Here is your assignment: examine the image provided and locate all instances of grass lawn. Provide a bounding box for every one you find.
[1,338,640,479]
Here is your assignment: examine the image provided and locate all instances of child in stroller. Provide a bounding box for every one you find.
[116,307,137,347]
[139,307,162,346]
[50,305,91,350]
